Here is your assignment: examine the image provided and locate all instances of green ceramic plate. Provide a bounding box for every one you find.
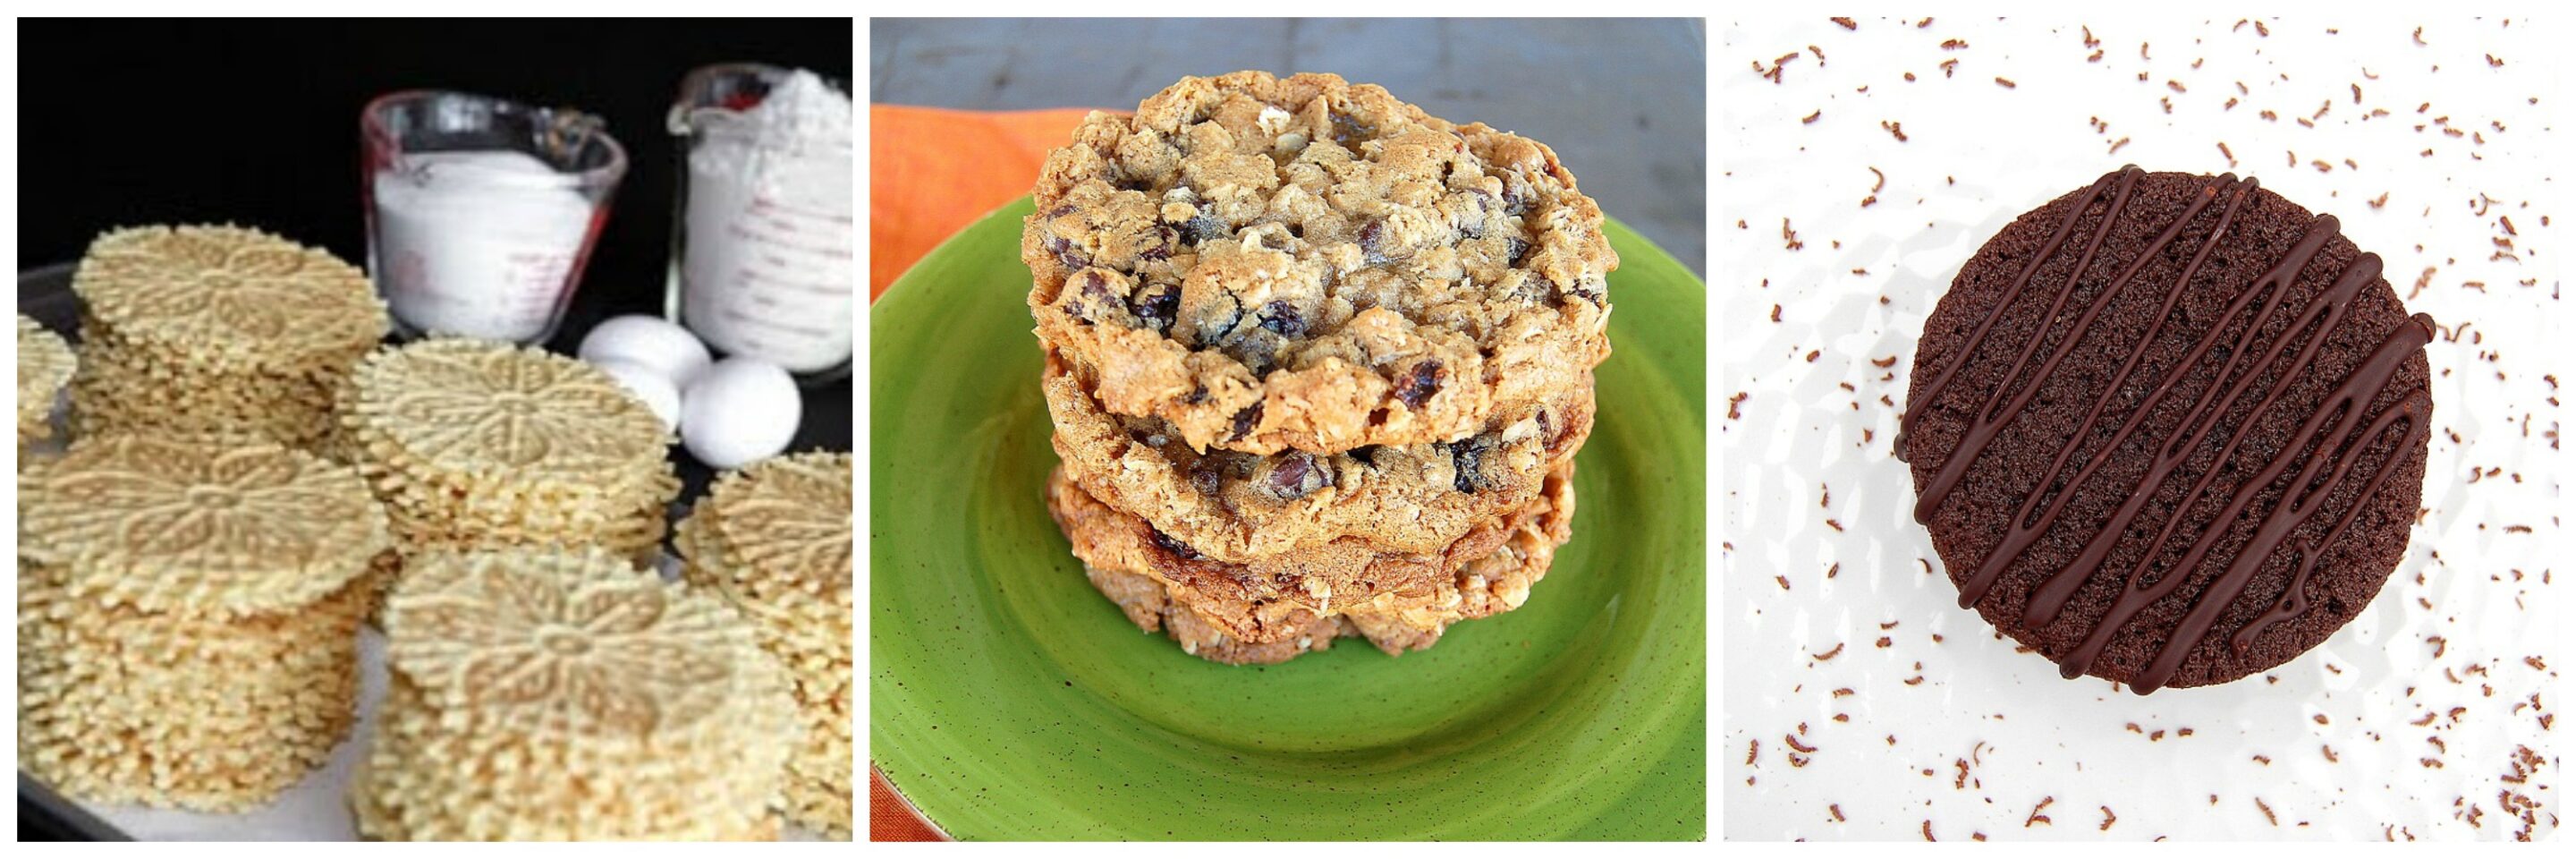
[869,198,1705,840]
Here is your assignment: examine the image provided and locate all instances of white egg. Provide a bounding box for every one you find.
[588,358,682,433]
[681,357,801,469]
[578,314,713,390]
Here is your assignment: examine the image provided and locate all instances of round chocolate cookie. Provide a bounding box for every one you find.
[1901,166,2434,693]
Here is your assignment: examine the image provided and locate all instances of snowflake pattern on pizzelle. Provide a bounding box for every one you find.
[74,225,384,349]
[716,454,855,584]
[360,339,667,472]
[18,434,389,612]
[387,551,741,737]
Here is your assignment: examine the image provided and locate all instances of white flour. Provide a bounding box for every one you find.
[370,150,597,343]
[676,69,854,373]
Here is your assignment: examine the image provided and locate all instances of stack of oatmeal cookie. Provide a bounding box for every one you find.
[1022,72,1615,664]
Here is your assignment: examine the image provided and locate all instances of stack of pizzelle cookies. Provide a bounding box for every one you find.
[21,224,846,839]
[69,225,386,450]
[336,337,679,571]
[676,452,855,838]
[18,314,74,453]
[1022,72,1615,664]
[354,549,792,840]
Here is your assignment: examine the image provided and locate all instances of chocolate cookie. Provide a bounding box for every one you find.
[1901,166,2434,693]
[1023,71,1614,456]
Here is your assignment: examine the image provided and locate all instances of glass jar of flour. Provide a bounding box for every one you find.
[360,90,625,344]
[665,64,855,380]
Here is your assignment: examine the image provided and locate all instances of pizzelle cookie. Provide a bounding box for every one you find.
[1902,167,2434,693]
[676,452,854,840]
[354,548,793,841]
[1024,71,1615,456]
[18,434,390,812]
[1044,346,1592,565]
[339,338,678,568]
[68,225,386,450]
[1062,458,1579,665]
[17,314,74,451]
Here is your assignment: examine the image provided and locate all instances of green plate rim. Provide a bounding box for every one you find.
[870,197,1705,840]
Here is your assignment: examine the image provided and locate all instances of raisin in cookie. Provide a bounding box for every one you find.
[1064,461,1577,665]
[1024,71,1615,456]
[1043,346,1591,565]
[1046,455,1573,622]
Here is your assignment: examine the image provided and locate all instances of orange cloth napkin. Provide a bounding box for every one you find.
[869,104,1099,300]
[867,103,1095,841]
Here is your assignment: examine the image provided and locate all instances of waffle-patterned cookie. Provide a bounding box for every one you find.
[1023,71,1615,456]
[677,452,853,839]
[17,314,74,451]
[355,549,792,841]
[339,338,678,566]
[68,225,386,449]
[18,434,389,811]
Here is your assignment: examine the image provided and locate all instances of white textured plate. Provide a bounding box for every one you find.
[1718,16,2559,841]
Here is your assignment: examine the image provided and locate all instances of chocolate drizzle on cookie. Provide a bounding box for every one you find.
[1902,167,2436,693]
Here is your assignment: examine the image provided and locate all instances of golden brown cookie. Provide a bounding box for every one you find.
[1045,345,1590,565]
[1024,71,1615,456]
[17,314,74,452]
[676,452,853,839]
[67,225,386,450]
[354,548,792,841]
[18,434,390,812]
[1056,456,1577,665]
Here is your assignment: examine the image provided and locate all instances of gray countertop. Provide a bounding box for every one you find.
[871,18,1705,274]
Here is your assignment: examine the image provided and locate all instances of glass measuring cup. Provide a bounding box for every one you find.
[665,64,855,381]
[361,90,625,344]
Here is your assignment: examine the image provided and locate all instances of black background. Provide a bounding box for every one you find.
[15,18,852,841]
[20,18,851,303]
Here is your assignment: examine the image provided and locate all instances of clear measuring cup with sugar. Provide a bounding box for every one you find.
[666,64,855,381]
[362,90,626,344]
